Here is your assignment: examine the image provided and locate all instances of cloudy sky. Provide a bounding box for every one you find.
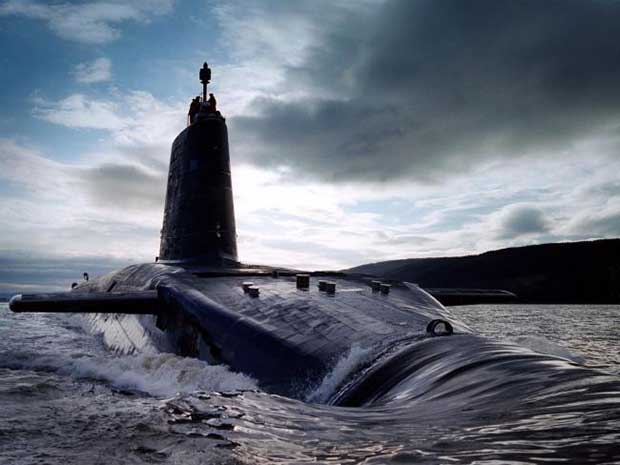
[1,0,619,292]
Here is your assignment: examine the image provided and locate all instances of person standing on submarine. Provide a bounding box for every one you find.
[207,93,217,113]
[188,96,201,124]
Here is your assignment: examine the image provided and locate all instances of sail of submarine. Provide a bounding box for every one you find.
[9,63,578,405]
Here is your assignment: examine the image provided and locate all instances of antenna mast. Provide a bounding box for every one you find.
[199,62,211,102]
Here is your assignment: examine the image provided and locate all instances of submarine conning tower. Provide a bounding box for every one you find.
[159,62,238,265]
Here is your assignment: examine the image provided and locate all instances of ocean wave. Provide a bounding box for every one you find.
[306,345,373,403]
[510,335,586,364]
[0,350,257,397]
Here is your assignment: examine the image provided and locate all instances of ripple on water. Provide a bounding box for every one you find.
[1,303,620,464]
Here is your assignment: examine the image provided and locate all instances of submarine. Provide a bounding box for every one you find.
[8,64,619,407]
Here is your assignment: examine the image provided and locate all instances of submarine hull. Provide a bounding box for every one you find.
[58,262,468,399]
[25,263,618,409]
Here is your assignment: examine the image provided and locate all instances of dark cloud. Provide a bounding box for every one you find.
[497,206,548,239]
[231,0,620,182]
[82,163,166,210]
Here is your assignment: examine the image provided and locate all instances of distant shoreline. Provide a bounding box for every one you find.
[347,238,620,305]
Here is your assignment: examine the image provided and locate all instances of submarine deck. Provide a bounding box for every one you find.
[170,273,463,354]
[150,269,469,396]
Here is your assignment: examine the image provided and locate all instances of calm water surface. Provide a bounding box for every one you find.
[1,303,619,464]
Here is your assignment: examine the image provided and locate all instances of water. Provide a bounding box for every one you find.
[1,303,619,464]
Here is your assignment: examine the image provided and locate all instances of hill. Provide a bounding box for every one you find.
[347,239,620,304]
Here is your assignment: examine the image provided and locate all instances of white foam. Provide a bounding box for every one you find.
[7,351,257,397]
[511,335,586,364]
[73,353,258,396]
[0,313,257,397]
[306,345,373,403]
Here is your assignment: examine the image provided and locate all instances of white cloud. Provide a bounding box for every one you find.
[0,89,185,262]
[4,0,620,273]
[2,128,620,274]
[33,94,127,130]
[31,91,186,143]
[0,138,162,261]
[73,57,112,84]
[0,0,175,44]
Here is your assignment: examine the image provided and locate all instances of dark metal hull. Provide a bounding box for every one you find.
[54,263,466,400]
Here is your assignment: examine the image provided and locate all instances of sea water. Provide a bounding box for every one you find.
[1,303,619,464]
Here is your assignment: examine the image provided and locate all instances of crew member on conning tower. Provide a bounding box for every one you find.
[188,96,201,125]
[207,93,217,113]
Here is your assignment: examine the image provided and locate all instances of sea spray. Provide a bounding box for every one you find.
[306,345,372,403]
[1,350,257,397]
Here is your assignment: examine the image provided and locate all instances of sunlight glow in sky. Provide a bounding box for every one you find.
[1,0,619,291]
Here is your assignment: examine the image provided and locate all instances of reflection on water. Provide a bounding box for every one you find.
[455,305,620,374]
[1,304,619,464]
[166,305,620,464]
[167,383,620,464]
